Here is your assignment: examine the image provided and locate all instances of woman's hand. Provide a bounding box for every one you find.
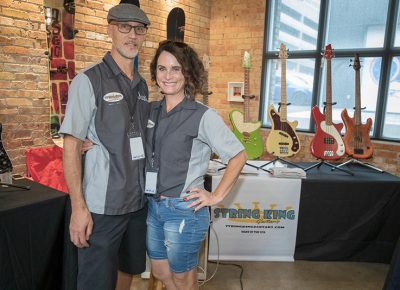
[184,188,221,211]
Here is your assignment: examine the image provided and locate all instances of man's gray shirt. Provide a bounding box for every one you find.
[60,52,149,215]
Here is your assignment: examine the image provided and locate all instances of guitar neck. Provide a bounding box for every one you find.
[354,68,361,125]
[203,71,209,106]
[243,68,250,123]
[280,58,287,122]
[325,59,333,125]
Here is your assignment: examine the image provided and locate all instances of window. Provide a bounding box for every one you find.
[261,0,400,142]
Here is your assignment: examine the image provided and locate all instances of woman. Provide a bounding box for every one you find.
[145,40,247,290]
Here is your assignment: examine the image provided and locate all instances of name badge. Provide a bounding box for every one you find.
[129,137,145,160]
[145,170,158,194]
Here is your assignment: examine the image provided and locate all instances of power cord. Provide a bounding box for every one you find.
[197,221,244,290]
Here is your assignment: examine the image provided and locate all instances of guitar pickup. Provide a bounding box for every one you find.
[278,132,289,138]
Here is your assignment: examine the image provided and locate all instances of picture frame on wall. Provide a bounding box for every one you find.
[227,82,244,102]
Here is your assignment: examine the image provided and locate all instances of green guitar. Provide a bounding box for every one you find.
[229,51,264,160]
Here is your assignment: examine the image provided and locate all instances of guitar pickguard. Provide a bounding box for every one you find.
[230,111,261,133]
[266,107,300,157]
[320,121,345,156]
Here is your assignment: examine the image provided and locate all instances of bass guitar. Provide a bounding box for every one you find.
[266,43,300,157]
[310,44,345,160]
[341,53,373,159]
[229,51,264,160]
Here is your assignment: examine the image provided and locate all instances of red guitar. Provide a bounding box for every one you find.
[310,44,345,160]
[341,54,373,159]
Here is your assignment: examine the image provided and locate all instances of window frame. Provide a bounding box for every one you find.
[260,0,400,142]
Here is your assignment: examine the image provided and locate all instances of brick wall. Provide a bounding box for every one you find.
[208,0,400,176]
[0,0,52,173]
[0,0,399,176]
[0,0,211,174]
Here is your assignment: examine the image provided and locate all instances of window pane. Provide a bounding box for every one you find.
[395,8,400,47]
[267,0,321,51]
[319,56,380,134]
[326,0,389,49]
[383,57,400,140]
[262,58,315,130]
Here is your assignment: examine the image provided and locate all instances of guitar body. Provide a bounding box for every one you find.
[310,106,345,160]
[229,110,264,160]
[266,105,300,157]
[341,109,373,159]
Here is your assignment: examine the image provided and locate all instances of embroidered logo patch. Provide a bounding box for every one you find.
[147,119,155,128]
[138,92,148,102]
[103,92,123,102]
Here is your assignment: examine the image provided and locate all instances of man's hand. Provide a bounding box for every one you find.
[81,139,94,154]
[69,206,93,248]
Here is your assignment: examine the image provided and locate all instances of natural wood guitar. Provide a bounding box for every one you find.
[229,51,264,160]
[201,54,212,106]
[310,44,345,160]
[266,43,300,157]
[341,53,373,159]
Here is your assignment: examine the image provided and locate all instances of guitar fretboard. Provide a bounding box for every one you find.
[325,59,333,125]
[280,57,287,122]
[243,69,250,123]
[354,62,361,125]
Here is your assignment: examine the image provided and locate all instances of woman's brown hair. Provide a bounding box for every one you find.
[150,40,205,100]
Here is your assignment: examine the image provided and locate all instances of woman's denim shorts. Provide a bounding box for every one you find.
[146,196,210,273]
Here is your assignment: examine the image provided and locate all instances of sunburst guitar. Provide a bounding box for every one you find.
[310,44,345,160]
[229,51,263,160]
[341,53,373,159]
[266,43,300,157]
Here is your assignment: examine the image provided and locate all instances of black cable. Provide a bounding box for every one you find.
[208,260,244,290]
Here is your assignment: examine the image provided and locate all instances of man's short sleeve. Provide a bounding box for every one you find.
[198,109,244,164]
[59,73,96,140]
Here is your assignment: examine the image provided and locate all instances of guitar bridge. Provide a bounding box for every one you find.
[354,148,364,155]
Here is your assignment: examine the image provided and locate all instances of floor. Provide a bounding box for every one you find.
[129,260,389,290]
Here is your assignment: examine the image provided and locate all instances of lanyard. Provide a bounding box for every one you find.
[103,58,138,127]
[150,100,164,168]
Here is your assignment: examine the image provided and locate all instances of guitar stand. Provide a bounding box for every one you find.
[258,157,304,172]
[304,160,354,176]
[211,159,259,171]
[333,158,384,173]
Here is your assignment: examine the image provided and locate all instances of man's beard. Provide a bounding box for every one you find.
[117,46,138,60]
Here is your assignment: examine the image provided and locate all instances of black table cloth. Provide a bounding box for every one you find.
[0,179,67,290]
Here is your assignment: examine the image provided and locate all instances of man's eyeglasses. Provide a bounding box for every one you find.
[111,23,148,35]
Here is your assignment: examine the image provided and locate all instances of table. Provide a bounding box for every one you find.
[206,161,400,263]
[0,179,67,290]
[296,162,400,263]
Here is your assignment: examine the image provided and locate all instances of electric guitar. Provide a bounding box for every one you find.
[310,44,345,160]
[0,123,13,174]
[202,54,212,106]
[266,43,300,157]
[341,54,373,159]
[229,51,264,160]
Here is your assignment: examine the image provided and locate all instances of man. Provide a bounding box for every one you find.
[60,3,150,290]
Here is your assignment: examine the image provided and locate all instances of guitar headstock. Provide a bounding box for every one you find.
[323,44,334,60]
[242,51,252,69]
[352,53,361,71]
[202,54,210,72]
[278,43,288,60]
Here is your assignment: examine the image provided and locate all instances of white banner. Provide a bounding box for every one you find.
[208,161,302,261]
